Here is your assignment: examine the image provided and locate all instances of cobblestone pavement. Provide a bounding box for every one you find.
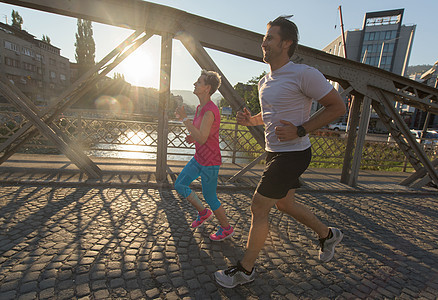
[0,183,437,299]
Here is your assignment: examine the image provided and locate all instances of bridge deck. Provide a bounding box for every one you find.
[1,153,436,194]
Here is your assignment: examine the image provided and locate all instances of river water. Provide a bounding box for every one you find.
[86,129,253,164]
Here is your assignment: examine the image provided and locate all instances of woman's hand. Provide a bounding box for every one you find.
[185,135,195,144]
[175,105,187,121]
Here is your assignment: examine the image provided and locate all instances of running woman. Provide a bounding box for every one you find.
[175,70,234,241]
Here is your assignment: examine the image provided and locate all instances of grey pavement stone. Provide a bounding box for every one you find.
[0,279,18,292]
[1,290,16,300]
[39,287,55,298]
[107,269,122,278]
[90,280,106,291]
[109,277,125,288]
[129,289,144,299]
[17,291,37,300]
[93,289,110,299]
[75,283,90,297]
[20,281,38,293]
[156,275,170,284]
[145,287,160,298]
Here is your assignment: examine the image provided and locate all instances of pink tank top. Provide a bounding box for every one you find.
[193,101,221,166]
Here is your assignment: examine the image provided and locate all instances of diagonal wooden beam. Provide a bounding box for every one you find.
[226,152,266,183]
[411,164,438,189]
[371,87,438,187]
[400,158,438,186]
[0,77,102,178]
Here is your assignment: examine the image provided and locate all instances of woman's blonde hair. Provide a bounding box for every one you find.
[201,70,221,95]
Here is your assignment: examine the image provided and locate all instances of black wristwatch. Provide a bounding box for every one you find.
[297,125,307,137]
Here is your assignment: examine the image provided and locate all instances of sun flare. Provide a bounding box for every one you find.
[117,47,157,87]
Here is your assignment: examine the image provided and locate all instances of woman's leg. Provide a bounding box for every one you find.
[175,158,204,212]
[200,165,230,227]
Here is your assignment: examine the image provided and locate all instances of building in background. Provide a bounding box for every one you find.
[324,8,415,76]
[409,61,438,129]
[323,9,416,132]
[0,21,71,106]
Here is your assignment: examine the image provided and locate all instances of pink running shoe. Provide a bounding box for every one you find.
[209,225,235,241]
[191,209,213,228]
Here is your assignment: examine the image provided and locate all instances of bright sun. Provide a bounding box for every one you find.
[117,47,158,88]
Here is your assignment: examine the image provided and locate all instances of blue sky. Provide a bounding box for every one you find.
[0,0,436,90]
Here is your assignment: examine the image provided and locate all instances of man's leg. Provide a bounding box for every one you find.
[214,191,276,288]
[275,189,343,262]
[275,189,329,238]
[239,192,277,272]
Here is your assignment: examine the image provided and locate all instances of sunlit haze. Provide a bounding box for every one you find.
[117,42,160,87]
[1,0,436,90]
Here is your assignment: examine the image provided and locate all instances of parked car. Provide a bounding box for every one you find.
[328,122,348,131]
[388,129,438,145]
[327,122,359,131]
[409,129,422,142]
[422,131,438,145]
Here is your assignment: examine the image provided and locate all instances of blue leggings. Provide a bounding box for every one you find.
[174,157,221,211]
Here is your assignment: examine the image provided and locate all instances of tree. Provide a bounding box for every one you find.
[74,19,96,76]
[42,35,51,44]
[11,10,23,30]
[233,71,267,115]
[113,72,125,81]
[218,97,227,109]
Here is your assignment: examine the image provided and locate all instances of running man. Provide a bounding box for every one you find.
[215,16,346,288]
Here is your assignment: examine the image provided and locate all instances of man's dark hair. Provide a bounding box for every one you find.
[268,15,299,58]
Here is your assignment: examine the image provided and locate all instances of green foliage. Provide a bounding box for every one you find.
[11,10,23,30]
[407,64,433,76]
[233,71,267,115]
[220,119,263,154]
[219,120,436,172]
[113,73,126,81]
[218,97,227,109]
[75,19,96,76]
[42,35,51,44]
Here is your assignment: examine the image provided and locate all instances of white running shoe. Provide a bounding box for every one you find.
[215,261,255,288]
[318,227,343,262]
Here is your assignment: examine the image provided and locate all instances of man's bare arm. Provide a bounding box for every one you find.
[301,88,346,133]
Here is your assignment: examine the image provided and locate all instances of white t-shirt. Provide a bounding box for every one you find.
[258,61,333,152]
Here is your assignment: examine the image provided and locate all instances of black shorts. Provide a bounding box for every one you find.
[256,147,311,199]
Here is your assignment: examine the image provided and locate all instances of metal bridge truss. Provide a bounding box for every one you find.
[0,0,437,188]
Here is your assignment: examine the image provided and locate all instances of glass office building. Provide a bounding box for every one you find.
[323,9,416,76]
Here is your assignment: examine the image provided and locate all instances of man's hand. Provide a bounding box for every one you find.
[275,120,299,141]
[236,108,252,126]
